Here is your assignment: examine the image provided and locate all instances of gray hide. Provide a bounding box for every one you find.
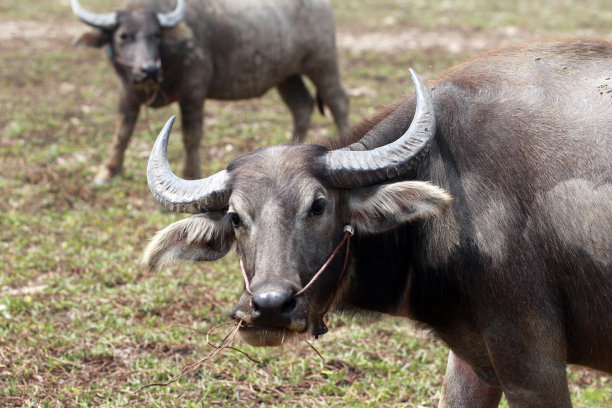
[142,39,612,408]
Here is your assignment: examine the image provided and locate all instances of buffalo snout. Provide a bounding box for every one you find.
[131,62,162,84]
[251,289,299,327]
[230,281,310,346]
[140,62,160,77]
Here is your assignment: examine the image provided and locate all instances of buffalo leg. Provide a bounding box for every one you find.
[306,67,349,137]
[439,351,502,408]
[277,75,314,142]
[178,97,204,180]
[484,320,572,407]
[95,93,140,185]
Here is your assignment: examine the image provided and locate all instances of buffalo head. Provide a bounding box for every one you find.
[142,70,451,346]
[72,0,185,85]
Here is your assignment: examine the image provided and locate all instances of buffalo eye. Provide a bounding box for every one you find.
[118,32,130,42]
[229,212,241,228]
[309,198,326,217]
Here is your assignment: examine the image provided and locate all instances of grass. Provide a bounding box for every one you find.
[1,0,611,406]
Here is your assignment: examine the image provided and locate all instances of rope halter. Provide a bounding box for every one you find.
[239,225,354,297]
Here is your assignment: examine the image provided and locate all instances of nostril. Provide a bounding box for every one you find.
[140,62,159,75]
[251,290,297,322]
[281,297,298,316]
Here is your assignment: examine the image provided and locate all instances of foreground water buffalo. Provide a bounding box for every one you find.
[142,39,611,407]
[72,0,349,184]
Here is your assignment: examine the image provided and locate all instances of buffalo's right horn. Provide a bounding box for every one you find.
[147,116,230,214]
[157,0,186,28]
[71,0,117,29]
[322,69,435,187]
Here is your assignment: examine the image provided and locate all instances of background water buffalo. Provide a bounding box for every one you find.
[4,0,612,405]
[144,40,612,407]
[72,0,349,184]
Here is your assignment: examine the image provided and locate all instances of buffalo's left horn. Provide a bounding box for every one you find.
[71,0,117,29]
[147,116,230,213]
[157,0,186,28]
[322,69,435,187]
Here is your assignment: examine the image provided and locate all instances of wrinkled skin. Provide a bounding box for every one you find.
[74,0,349,184]
[143,40,612,407]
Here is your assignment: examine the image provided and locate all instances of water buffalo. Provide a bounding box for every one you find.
[142,39,611,407]
[72,0,349,184]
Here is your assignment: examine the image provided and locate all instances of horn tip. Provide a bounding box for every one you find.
[408,68,421,86]
[161,116,176,134]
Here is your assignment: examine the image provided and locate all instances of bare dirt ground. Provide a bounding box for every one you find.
[0,20,83,49]
[5,19,610,54]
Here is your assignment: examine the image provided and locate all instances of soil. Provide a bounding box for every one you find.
[5,19,610,55]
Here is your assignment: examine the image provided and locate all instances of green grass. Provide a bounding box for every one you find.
[1,0,611,406]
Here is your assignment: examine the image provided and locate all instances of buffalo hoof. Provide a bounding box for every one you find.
[92,167,115,187]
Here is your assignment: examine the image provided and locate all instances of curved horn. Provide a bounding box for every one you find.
[147,116,230,213]
[323,69,435,187]
[157,0,185,28]
[71,0,117,29]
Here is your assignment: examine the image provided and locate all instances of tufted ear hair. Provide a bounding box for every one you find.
[348,180,452,234]
[142,213,235,272]
[74,29,110,48]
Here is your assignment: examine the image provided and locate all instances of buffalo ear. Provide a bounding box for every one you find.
[142,213,235,271]
[348,181,452,234]
[74,29,110,48]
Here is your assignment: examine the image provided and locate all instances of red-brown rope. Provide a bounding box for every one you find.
[239,225,354,296]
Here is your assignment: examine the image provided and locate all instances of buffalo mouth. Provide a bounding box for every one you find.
[235,312,330,347]
[237,323,301,347]
[132,76,162,87]
[231,291,329,347]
